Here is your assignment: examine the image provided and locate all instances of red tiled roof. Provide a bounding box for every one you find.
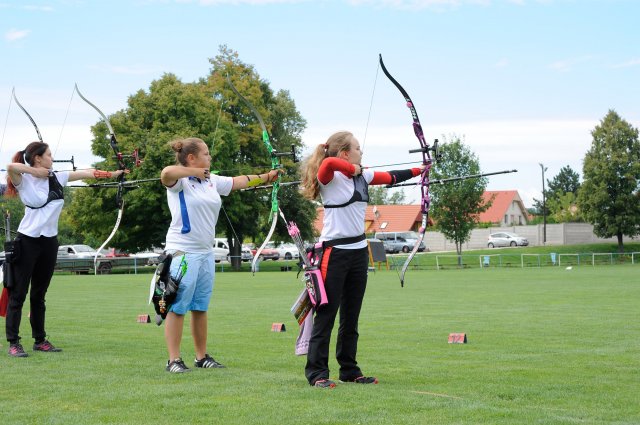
[313,190,525,234]
[477,190,519,223]
[314,204,422,235]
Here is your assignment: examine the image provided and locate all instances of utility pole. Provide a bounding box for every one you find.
[539,163,547,245]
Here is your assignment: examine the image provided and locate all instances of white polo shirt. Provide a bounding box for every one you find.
[15,171,69,238]
[164,175,233,253]
[319,169,374,250]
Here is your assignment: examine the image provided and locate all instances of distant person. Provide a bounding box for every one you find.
[299,131,423,388]
[4,141,126,357]
[160,137,279,373]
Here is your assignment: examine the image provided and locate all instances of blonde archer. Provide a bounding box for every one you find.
[300,131,357,200]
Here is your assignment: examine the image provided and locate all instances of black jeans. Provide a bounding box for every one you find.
[6,234,59,343]
[305,246,369,384]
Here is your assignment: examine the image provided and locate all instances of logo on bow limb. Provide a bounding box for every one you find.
[225,75,297,273]
[378,54,442,287]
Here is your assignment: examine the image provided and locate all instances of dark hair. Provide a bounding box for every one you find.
[5,142,49,197]
[169,137,205,166]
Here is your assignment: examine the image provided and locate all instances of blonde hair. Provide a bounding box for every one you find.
[300,131,355,200]
[170,137,205,166]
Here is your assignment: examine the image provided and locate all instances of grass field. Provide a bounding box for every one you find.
[1,265,638,424]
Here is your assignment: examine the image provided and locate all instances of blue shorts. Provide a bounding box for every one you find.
[168,252,215,315]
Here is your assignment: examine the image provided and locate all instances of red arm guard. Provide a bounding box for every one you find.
[317,157,356,185]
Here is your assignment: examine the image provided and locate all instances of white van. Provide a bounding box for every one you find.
[213,238,230,263]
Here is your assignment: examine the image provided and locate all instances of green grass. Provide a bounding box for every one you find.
[1,266,639,424]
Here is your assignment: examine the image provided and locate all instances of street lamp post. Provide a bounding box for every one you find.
[539,163,547,245]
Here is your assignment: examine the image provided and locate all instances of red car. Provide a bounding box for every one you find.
[250,246,280,261]
[104,248,130,258]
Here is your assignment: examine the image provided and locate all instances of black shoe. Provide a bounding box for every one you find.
[33,340,62,352]
[166,358,191,373]
[341,376,379,384]
[313,379,336,388]
[9,343,28,358]
[194,354,225,368]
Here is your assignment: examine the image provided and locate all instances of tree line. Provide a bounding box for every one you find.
[2,47,639,258]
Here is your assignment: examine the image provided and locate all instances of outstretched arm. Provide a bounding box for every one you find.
[231,169,280,191]
[370,167,423,186]
[68,169,128,182]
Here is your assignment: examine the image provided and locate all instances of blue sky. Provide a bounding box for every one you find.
[1,0,639,207]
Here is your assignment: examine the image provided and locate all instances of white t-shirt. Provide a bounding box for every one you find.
[319,169,374,250]
[164,175,233,253]
[15,171,70,237]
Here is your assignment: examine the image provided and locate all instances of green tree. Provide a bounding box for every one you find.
[368,186,406,205]
[533,165,582,222]
[66,46,316,264]
[430,135,490,256]
[547,192,582,223]
[577,110,640,252]
[0,195,25,246]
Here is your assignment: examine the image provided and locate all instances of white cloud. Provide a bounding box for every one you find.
[191,0,308,4]
[301,118,608,208]
[548,55,594,72]
[610,58,640,69]
[494,58,509,68]
[5,29,30,42]
[23,5,54,12]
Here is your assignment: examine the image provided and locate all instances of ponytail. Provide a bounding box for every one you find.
[300,131,354,200]
[5,141,49,197]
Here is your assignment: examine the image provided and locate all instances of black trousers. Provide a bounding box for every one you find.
[5,234,59,343]
[305,246,369,384]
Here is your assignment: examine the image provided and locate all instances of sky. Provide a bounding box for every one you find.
[1,0,639,208]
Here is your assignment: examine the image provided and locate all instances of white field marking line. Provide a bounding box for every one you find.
[410,391,463,400]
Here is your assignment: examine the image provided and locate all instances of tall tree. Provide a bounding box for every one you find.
[430,135,490,256]
[577,110,640,252]
[66,46,315,262]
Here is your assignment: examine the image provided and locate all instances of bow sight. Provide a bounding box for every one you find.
[408,138,443,162]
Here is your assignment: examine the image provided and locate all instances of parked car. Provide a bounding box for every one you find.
[214,238,230,263]
[487,232,529,248]
[57,244,112,274]
[227,244,254,263]
[103,248,130,258]
[58,244,104,259]
[374,231,426,253]
[276,243,300,260]
[134,249,163,266]
[250,244,280,261]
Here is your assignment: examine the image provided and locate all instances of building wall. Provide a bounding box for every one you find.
[503,201,527,226]
[422,223,639,251]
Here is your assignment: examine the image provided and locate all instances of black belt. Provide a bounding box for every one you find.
[322,233,366,248]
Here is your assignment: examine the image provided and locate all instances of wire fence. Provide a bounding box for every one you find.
[388,252,640,271]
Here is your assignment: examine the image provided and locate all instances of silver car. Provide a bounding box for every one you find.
[487,232,529,248]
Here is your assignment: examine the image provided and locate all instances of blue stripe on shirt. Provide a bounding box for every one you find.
[178,190,191,234]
